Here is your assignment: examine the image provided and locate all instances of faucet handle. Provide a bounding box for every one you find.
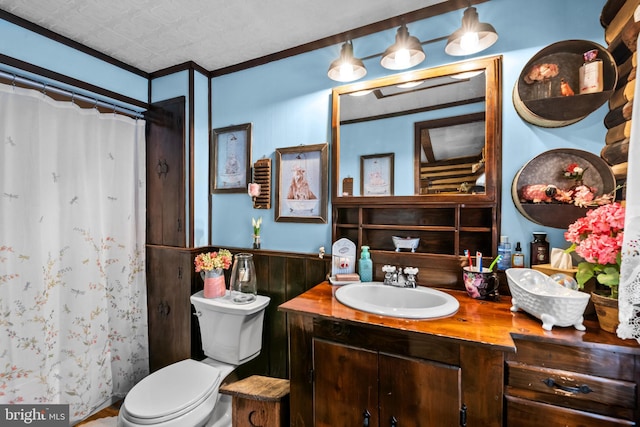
[404,267,418,276]
[382,265,396,273]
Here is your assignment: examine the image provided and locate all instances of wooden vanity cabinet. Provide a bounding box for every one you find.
[282,284,640,426]
[505,336,639,426]
[288,314,504,427]
[314,339,461,427]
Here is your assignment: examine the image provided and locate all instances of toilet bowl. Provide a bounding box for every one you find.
[118,291,270,427]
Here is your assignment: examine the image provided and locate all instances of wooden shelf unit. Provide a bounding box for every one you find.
[333,202,498,290]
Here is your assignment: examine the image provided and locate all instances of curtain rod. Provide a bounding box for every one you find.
[0,70,145,119]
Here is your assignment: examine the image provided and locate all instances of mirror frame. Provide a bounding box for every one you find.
[331,55,502,204]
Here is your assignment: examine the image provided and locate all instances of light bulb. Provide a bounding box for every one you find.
[460,31,479,53]
[339,62,354,80]
[395,48,410,68]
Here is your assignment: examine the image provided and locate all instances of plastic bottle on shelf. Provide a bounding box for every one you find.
[511,242,525,268]
[497,236,511,270]
[358,246,373,282]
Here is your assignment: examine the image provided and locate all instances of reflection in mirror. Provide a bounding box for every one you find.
[415,111,485,194]
[332,56,501,200]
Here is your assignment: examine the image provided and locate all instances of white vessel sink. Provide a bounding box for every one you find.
[335,282,459,319]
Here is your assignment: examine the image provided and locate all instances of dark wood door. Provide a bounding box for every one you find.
[313,339,379,427]
[146,245,192,371]
[146,96,186,247]
[379,352,461,426]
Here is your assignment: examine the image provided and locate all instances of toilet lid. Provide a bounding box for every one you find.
[124,359,221,423]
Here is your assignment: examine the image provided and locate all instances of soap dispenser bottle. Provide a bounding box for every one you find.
[358,246,373,282]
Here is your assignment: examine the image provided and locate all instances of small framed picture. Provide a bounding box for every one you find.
[211,123,252,193]
[360,153,394,196]
[275,143,328,223]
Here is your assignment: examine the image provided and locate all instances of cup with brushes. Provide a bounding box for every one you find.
[462,250,501,300]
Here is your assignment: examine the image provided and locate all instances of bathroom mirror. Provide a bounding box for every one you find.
[331,55,502,202]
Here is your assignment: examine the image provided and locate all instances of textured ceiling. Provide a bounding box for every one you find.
[0,0,449,73]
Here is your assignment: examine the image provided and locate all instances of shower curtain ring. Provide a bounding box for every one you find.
[11,74,16,90]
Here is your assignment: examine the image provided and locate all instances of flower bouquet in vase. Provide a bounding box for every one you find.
[564,202,625,332]
[195,249,233,298]
[252,217,262,249]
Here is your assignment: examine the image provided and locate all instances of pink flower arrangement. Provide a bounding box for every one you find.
[194,249,233,272]
[564,202,625,297]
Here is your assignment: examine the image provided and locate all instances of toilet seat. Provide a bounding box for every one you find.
[123,359,222,425]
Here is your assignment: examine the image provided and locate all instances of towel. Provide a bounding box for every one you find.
[550,248,573,270]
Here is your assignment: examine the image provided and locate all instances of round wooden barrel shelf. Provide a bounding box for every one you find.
[511,148,617,229]
[513,40,617,127]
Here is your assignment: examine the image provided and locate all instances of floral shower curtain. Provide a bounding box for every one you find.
[0,83,148,422]
[618,40,640,342]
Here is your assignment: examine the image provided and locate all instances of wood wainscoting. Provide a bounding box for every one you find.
[147,245,331,380]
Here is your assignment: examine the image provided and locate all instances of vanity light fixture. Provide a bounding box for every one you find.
[380,24,425,70]
[445,6,498,56]
[327,41,367,82]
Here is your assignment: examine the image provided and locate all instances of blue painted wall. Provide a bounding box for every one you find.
[0,17,147,105]
[209,0,609,263]
[1,0,610,264]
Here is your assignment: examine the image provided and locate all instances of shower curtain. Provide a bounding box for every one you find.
[618,39,640,342]
[0,83,148,422]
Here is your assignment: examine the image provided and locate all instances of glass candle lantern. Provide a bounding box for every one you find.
[229,253,257,304]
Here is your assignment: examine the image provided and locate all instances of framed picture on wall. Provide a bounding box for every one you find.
[360,153,394,196]
[211,123,252,193]
[275,143,328,223]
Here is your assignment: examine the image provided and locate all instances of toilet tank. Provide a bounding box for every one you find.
[190,291,270,365]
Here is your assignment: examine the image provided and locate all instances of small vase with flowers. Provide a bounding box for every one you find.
[195,249,233,298]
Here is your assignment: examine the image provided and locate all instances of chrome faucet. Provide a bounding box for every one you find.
[382,265,418,287]
[396,267,407,287]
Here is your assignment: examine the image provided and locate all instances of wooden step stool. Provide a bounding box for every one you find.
[219,375,290,427]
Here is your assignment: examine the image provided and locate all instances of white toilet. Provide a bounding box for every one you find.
[117,290,270,427]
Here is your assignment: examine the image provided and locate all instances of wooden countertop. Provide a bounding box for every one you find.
[278,282,640,354]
